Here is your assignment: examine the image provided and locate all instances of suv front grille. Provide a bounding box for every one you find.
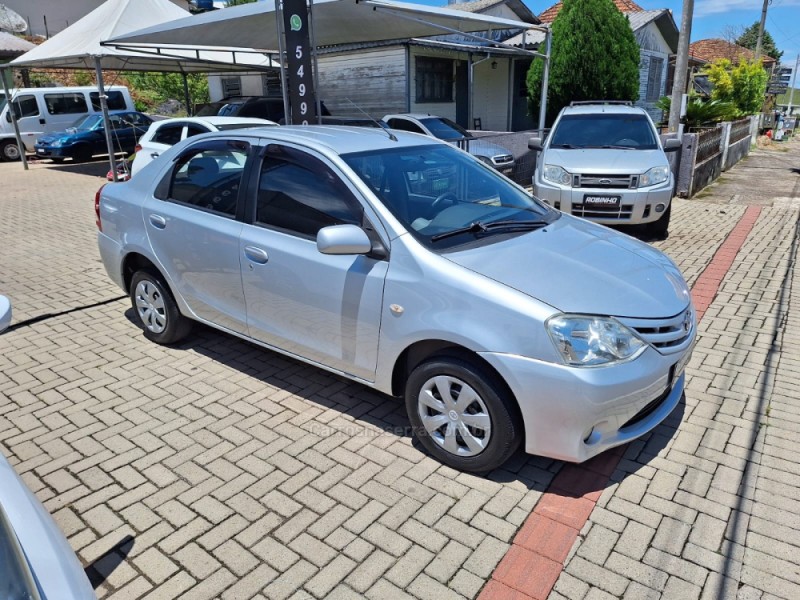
[492,154,514,165]
[574,174,637,189]
[572,204,634,220]
[618,308,694,355]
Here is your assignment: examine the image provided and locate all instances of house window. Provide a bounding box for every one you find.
[221,76,242,98]
[262,72,282,97]
[415,56,453,103]
[646,57,665,102]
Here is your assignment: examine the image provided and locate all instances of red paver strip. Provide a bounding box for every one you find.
[479,205,763,600]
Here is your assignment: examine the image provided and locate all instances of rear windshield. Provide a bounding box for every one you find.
[420,117,469,141]
[550,113,659,150]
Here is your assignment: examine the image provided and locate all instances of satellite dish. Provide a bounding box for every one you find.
[0,4,27,34]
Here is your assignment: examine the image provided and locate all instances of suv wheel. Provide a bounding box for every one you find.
[0,140,20,161]
[647,203,671,240]
[405,355,521,472]
[130,270,192,344]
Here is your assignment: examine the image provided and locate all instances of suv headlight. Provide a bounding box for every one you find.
[543,164,572,186]
[639,166,669,187]
[547,315,647,367]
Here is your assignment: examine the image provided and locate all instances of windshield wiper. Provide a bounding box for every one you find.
[600,144,637,150]
[551,143,578,149]
[430,219,548,242]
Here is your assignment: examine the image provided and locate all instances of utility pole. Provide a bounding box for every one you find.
[755,0,769,59]
[788,54,799,116]
[668,0,694,133]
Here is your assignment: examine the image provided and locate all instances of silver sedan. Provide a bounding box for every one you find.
[96,126,695,472]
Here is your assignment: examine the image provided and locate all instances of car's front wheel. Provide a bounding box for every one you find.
[0,140,21,161]
[647,203,671,239]
[129,270,192,345]
[405,355,521,472]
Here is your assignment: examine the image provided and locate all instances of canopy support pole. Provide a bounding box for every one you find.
[95,57,117,181]
[537,28,551,139]
[1,68,28,170]
[307,0,322,124]
[181,71,192,116]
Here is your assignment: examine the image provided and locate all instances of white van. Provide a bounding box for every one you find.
[0,86,135,161]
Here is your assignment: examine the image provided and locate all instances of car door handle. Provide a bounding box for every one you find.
[244,246,269,264]
[150,152,159,159]
[149,214,166,229]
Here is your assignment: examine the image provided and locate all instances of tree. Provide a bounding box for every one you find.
[526,0,640,124]
[125,72,210,114]
[704,58,768,115]
[736,22,783,62]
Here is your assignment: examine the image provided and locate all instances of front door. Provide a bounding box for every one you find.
[239,143,387,380]
[455,61,468,129]
[143,139,251,334]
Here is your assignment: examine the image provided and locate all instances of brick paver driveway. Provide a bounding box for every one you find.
[1,138,799,600]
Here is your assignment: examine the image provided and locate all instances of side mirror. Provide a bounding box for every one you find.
[5,111,11,123]
[528,137,543,151]
[317,224,372,255]
[0,295,11,334]
[663,138,681,152]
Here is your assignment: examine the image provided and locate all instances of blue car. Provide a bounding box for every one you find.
[34,110,153,163]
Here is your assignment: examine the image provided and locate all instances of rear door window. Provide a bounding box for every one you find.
[186,124,212,138]
[152,124,185,146]
[90,91,127,111]
[44,93,89,115]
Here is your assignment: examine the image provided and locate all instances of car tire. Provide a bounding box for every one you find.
[647,203,671,240]
[72,145,92,163]
[405,355,522,472]
[50,157,65,164]
[0,140,21,162]
[129,269,192,345]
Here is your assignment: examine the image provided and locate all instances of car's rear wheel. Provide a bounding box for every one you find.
[647,203,671,239]
[405,355,521,472]
[129,270,192,345]
[0,140,21,161]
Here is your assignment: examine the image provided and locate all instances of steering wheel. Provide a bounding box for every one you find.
[614,138,638,147]
[431,191,458,212]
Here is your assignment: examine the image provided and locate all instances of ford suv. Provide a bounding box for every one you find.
[530,102,681,238]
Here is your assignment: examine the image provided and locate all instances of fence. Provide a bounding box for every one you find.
[463,130,540,187]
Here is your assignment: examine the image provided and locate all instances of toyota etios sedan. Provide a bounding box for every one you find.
[97,126,695,472]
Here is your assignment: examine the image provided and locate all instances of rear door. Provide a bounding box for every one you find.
[41,91,90,133]
[143,138,252,333]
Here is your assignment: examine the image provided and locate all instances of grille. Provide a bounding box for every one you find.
[571,204,634,220]
[492,154,514,165]
[574,174,637,189]
[618,308,694,355]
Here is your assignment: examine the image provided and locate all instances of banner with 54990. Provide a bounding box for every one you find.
[282,0,317,125]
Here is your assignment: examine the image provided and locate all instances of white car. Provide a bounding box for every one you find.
[0,295,10,333]
[131,116,276,176]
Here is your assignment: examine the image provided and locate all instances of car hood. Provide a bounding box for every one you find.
[543,148,666,174]
[468,139,513,158]
[37,130,94,144]
[443,215,690,319]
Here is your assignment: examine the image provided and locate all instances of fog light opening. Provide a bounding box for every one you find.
[655,203,666,213]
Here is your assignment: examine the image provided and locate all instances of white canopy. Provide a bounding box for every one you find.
[105,0,540,59]
[10,0,277,72]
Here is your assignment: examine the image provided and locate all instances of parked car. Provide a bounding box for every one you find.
[0,294,10,332]
[131,116,276,176]
[529,101,681,238]
[0,85,135,161]
[383,113,515,174]
[96,126,695,472]
[34,111,153,163]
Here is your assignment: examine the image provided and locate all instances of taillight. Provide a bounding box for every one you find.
[134,144,142,154]
[95,184,107,231]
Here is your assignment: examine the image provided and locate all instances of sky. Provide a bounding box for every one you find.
[400,0,800,70]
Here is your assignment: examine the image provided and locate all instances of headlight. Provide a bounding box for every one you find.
[543,164,572,186]
[639,166,669,187]
[51,138,69,148]
[547,315,647,367]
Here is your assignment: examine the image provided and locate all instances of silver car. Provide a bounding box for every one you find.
[530,102,681,238]
[97,126,694,472]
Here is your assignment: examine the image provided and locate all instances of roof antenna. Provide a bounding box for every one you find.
[345,98,397,142]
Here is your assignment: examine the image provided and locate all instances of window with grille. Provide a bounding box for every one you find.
[646,57,664,102]
[221,77,242,98]
[415,56,453,103]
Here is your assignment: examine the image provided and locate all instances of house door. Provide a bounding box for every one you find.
[511,59,536,132]
[455,61,468,129]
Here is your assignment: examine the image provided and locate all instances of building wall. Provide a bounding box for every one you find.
[2,0,189,37]
[635,22,672,124]
[317,46,407,117]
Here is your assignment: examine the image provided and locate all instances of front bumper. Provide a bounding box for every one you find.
[533,176,673,225]
[33,145,72,159]
[480,341,693,463]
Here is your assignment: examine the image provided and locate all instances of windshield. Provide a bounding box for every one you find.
[549,113,659,150]
[420,117,470,141]
[69,114,102,131]
[343,144,557,249]
[0,94,6,114]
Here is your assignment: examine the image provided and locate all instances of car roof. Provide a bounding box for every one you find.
[152,116,274,127]
[559,104,648,116]
[384,113,441,120]
[200,125,441,155]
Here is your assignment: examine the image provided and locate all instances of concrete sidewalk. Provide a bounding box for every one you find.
[0,136,798,600]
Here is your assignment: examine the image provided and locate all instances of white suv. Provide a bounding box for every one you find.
[131,116,275,176]
[530,102,681,238]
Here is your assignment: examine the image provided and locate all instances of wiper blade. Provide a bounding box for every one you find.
[430,219,547,242]
[551,143,577,149]
[600,144,637,149]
